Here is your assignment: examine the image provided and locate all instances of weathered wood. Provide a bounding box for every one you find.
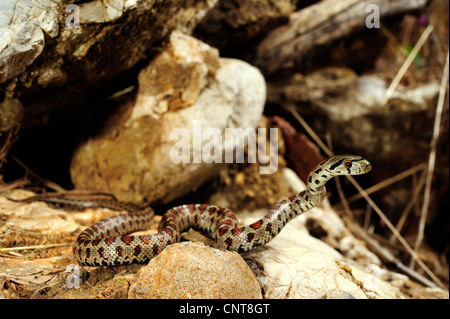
[255,0,427,74]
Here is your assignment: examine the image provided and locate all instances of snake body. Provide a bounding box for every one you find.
[70,155,371,266]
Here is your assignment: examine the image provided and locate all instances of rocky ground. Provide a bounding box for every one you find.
[0,0,448,299]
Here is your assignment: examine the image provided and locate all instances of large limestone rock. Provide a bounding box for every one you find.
[70,32,266,204]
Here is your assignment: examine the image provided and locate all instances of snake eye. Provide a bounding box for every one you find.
[344,160,352,169]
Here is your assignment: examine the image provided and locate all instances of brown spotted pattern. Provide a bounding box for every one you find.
[73,155,371,266]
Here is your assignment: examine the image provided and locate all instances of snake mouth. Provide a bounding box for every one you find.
[361,160,372,173]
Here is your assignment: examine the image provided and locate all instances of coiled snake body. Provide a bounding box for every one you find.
[67,155,370,266]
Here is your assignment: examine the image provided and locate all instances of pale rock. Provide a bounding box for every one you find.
[0,22,44,83]
[320,75,440,122]
[78,0,126,24]
[0,0,62,82]
[132,31,219,119]
[240,212,403,298]
[245,246,366,299]
[0,191,80,238]
[1,0,218,84]
[128,242,262,299]
[238,168,402,298]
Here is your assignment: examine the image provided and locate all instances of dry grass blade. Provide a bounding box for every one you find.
[10,154,66,192]
[336,163,426,206]
[390,167,427,243]
[0,178,31,193]
[325,134,351,214]
[380,25,434,106]
[412,50,449,266]
[35,190,118,201]
[287,106,446,289]
[0,243,72,253]
[344,216,438,289]
[346,174,444,288]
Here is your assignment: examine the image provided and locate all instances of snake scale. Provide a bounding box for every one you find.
[30,155,372,266]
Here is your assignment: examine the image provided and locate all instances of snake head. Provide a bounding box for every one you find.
[323,155,372,175]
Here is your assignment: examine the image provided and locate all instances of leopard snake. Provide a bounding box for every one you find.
[24,155,371,266]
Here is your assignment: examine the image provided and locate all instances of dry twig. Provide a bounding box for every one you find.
[412,50,449,267]
[344,216,438,289]
[287,106,445,289]
[380,24,434,105]
[9,154,66,192]
[335,163,426,207]
[390,168,427,243]
[0,178,31,193]
[0,243,72,253]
